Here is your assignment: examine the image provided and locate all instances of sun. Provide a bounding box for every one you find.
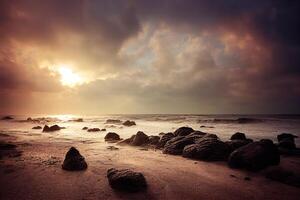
[58,65,83,87]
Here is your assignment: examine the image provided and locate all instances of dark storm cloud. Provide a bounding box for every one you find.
[0,0,299,114]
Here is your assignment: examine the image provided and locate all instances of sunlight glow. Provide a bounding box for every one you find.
[58,65,83,87]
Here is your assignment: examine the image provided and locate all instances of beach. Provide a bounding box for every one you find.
[0,115,300,200]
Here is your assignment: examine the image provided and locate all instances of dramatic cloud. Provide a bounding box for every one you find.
[0,0,299,114]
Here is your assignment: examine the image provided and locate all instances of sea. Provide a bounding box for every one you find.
[1,114,300,146]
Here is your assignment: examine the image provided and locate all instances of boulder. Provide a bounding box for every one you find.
[131,131,149,146]
[148,136,160,145]
[183,137,230,161]
[156,132,175,148]
[107,168,147,192]
[228,139,280,171]
[105,132,121,142]
[163,134,200,155]
[118,135,136,145]
[43,125,62,132]
[226,139,253,152]
[87,128,101,132]
[62,147,87,171]
[82,127,88,130]
[174,127,194,136]
[32,126,42,129]
[123,120,136,126]
[230,132,246,140]
[277,133,298,149]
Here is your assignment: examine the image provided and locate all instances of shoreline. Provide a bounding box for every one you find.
[1,130,300,200]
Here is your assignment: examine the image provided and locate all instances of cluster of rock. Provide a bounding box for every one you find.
[42,125,65,132]
[82,127,106,132]
[116,127,298,172]
[105,119,136,126]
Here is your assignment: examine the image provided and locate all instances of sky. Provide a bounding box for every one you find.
[0,0,300,115]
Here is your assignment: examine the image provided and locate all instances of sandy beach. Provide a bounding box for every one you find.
[1,123,300,200]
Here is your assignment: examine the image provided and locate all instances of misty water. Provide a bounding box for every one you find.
[1,114,300,146]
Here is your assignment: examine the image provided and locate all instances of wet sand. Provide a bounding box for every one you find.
[0,132,300,200]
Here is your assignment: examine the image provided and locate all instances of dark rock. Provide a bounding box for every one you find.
[277,133,298,149]
[101,128,106,131]
[156,132,174,148]
[1,116,13,120]
[228,139,280,171]
[200,125,214,128]
[32,126,42,129]
[148,136,160,145]
[158,132,165,136]
[105,132,121,142]
[230,132,246,140]
[264,166,300,187]
[107,168,147,192]
[183,137,230,161]
[123,120,136,126]
[279,139,296,149]
[163,133,203,155]
[0,142,22,159]
[174,127,194,136]
[69,118,83,122]
[131,131,149,146]
[62,147,87,171]
[118,135,136,145]
[226,139,253,152]
[82,127,88,130]
[43,125,62,132]
[277,133,298,142]
[106,119,122,124]
[87,128,101,132]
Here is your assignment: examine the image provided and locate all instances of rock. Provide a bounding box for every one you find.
[69,118,83,122]
[87,128,101,132]
[106,119,122,124]
[32,126,42,129]
[277,133,298,142]
[101,128,106,131]
[1,116,13,120]
[131,131,149,146]
[156,132,175,148]
[123,120,136,126]
[158,132,165,136]
[62,147,87,171]
[183,137,230,161]
[228,139,280,171]
[82,127,88,130]
[200,125,214,128]
[264,166,300,187]
[42,125,62,132]
[236,118,262,124]
[118,135,136,145]
[277,133,298,149]
[107,168,147,192]
[105,132,121,141]
[162,133,205,155]
[148,136,160,145]
[174,127,194,136]
[226,139,253,152]
[278,147,300,156]
[230,132,246,140]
